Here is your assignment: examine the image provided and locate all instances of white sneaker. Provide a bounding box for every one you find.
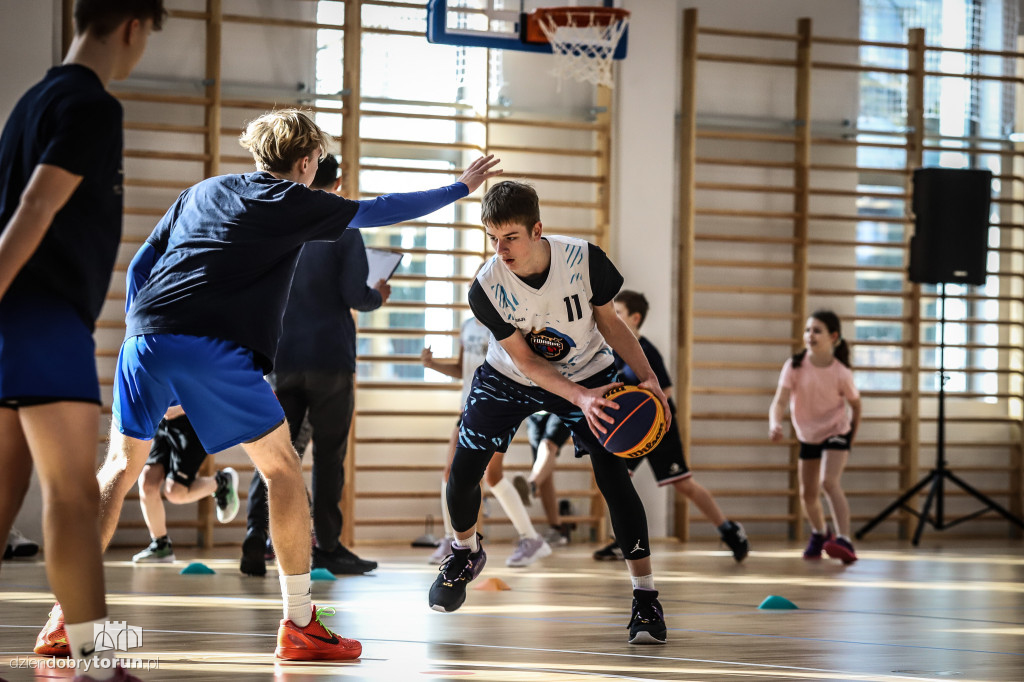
[5,528,39,559]
[429,536,453,565]
[542,526,569,547]
[506,536,552,567]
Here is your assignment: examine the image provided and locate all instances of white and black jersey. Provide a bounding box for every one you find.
[468,236,623,386]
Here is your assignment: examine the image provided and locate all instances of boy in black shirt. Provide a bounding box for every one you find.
[0,1,165,673]
[595,290,749,563]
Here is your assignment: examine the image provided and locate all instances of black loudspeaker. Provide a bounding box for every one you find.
[908,167,992,286]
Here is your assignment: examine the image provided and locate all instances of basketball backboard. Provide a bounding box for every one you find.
[426,0,628,59]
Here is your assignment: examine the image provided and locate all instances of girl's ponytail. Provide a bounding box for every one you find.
[834,337,851,368]
[792,349,808,368]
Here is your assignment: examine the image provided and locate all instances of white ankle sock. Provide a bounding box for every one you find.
[279,573,312,627]
[838,534,851,543]
[454,533,479,553]
[490,477,538,539]
[66,619,117,677]
[631,574,655,591]
[440,480,455,538]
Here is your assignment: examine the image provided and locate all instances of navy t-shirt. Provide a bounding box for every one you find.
[126,173,360,372]
[273,230,383,373]
[0,65,124,328]
[614,335,677,414]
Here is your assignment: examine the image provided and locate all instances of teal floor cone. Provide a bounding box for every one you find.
[310,567,337,581]
[180,562,216,575]
[758,595,798,610]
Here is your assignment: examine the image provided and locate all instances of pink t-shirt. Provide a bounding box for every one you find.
[779,357,860,444]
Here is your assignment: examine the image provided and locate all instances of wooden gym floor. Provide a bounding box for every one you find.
[1,538,1022,681]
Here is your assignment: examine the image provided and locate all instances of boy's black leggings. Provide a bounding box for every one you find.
[447,444,651,559]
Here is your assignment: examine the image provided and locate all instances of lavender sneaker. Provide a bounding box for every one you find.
[428,535,487,612]
[429,536,453,565]
[506,535,552,567]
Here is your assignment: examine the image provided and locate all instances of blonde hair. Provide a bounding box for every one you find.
[238,109,327,174]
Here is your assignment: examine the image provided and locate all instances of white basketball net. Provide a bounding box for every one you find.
[536,10,629,88]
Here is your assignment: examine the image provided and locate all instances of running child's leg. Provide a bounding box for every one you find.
[820,450,851,536]
[798,458,827,532]
[138,463,169,538]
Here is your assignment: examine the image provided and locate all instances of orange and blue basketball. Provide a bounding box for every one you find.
[598,385,666,458]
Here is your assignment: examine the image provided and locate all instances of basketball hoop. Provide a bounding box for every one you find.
[530,7,630,88]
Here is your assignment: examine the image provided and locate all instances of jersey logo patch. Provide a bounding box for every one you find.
[526,327,576,361]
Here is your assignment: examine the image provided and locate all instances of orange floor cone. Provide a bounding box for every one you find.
[473,577,511,591]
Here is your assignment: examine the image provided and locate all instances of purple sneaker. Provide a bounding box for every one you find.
[428,535,487,613]
[803,531,831,560]
[823,536,858,564]
[506,535,552,567]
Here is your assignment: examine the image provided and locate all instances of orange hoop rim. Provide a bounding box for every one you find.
[533,6,630,28]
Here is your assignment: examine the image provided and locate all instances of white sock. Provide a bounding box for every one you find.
[838,534,851,543]
[810,526,825,535]
[454,533,479,553]
[279,573,312,627]
[631,574,655,591]
[489,477,538,539]
[65,619,117,677]
[441,479,455,538]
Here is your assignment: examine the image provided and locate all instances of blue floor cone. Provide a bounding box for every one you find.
[180,562,216,575]
[758,595,798,610]
[310,567,337,581]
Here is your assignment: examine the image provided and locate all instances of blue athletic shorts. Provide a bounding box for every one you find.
[0,293,100,407]
[113,334,285,453]
[458,361,617,457]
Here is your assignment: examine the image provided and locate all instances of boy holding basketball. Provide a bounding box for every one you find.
[595,290,749,563]
[429,180,672,645]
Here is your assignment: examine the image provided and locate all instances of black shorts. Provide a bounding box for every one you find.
[625,410,691,484]
[459,361,617,458]
[144,415,208,487]
[799,431,853,460]
[526,412,571,461]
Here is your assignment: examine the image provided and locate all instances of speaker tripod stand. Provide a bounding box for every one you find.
[857,284,1024,544]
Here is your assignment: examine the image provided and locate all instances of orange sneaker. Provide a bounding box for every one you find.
[275,605,361,661]
[34,603,70,657]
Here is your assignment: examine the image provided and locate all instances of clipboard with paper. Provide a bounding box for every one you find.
[365,247,403,286]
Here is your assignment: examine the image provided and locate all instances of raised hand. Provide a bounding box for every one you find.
[456,154,503,194]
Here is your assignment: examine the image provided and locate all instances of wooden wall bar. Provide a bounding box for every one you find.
[677,9,1023,542]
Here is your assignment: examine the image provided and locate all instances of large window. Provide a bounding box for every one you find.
[857,0,1015,399]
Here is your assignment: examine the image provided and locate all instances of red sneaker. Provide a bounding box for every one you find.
[823,536,858,565]
[275,605,361,661]
[34,603,70,657]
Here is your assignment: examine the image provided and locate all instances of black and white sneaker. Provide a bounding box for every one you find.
[628,589,667,644]
[213,468,240,523]
[720,520,750,563]
[428,535,487,613]
[593,540,624,561]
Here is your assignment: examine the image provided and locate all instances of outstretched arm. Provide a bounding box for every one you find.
[0,164,82,299]
[348,155,502,228]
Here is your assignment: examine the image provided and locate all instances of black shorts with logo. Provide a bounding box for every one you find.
[799,430,853,460]
[144,415,208,487]
[625,408,691,484]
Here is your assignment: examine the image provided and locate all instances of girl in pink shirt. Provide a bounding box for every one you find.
[769,311,861,563]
